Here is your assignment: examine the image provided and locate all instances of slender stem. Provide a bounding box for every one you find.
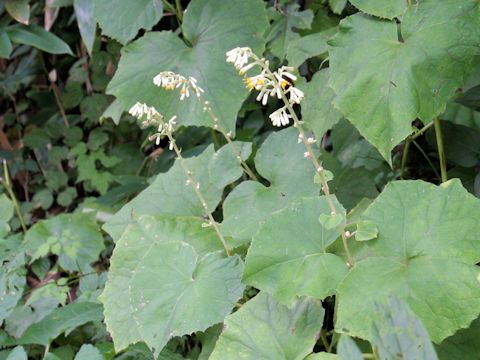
[433,118,448,183]
[257,61,354,267]
[320,329,330,351]
[201,98,258,181]
[411,139,441,180]
[175,0,183,21]
[51,83,70,128]
[411,121,434,140]
[400,138,411,179]
[3,160,27,233]
[160,119,231,256]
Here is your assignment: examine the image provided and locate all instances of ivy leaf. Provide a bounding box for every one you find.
[371,297,439,359]
[107,0,268,134]
[298,70,343,141]
[209,292,324,360]
[328,1,480,162]
[24,213,105,273]
[17,302,103,345]
[101,215,245,356]
[93,0,163,45]
[222,128,317,245]
[266,4,313,60]
[336,180,480,343]
[104,142,251,241]
[349,0,407,19]
[244,197,349,305]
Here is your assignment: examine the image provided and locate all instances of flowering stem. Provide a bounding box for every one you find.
[159,118,232,256]
[256,60,354,267]
[201,99,259,181]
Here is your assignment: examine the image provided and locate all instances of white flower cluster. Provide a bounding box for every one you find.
[226,47,305,127]
[129,102,177,147]
[153,71,204,100]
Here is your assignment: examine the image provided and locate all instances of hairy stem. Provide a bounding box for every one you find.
[160,120,231,256]
[257,60,354,267]
[433,118,448,183]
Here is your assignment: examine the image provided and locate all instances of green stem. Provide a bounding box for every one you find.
[411,121,434,140]
[433,118,448,183]
[3,160,27,233]
[400,138,411,179]
[175,0,183,21]
[411,139,441,180]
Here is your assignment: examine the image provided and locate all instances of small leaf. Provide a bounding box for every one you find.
[74,344,104,360]
[5,0,30,25]
[6,346,27,360]
[329,0,347,14]
[6,24,73,55]
[0,194,14,237]
[337,336,363,360]
[0,30,13,58]
[354,220,378,241]
[319,212,344,230]
[210,292,324,360]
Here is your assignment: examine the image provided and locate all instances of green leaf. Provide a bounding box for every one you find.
[335,180,480,343]
[337,336,363,360]
[5,346,27,360]
[24,213,105,272]
[0,194,14,237]
[101,215,245,356]
[354,220,378,241]
[305,354,339,360]
[244,196,348,305]
[442,102,480,132]
[266,3,313,60]
[104,142,251,241]
[57,187,77,207]
[349,0,407,19]
[107,0,268,134]
[17,302,103,345]
[5,0,30,25]
[222,128,318,245]
[74,344,104,360]
[329,0,347,14]
[93,0,162,44]
[210,292,324,360]
[32,189,54,210]
[319,212,344,230]
[298,70,343,141]
[74,0,95,55]
[286,32,329,68]
[0,30,13,58]
[371,297,439,360]
[436,317,480,360]
[100,99,124,125]
[328,1,480,161]
[6,24,73,55]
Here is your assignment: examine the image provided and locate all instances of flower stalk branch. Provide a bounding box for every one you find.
[129,103,231,256]
[226,47,354,267]
[153,71,258,181]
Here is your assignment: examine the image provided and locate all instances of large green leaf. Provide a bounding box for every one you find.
[349,0,407,19]
[107,0,268,134]
[243,196,349,305]
[298,69,343,141]
[328,0,480,161]
[101,215,245,356]
[6,24,73,55]
[74,0,95,55]
[209,292,324,360]
[93,0,163,45]
[24,213,105,273]
[104,142,251,241]
[221,128,318,245]
[335,180,480,343]
[17,302,103,345]
[371,297,439,359]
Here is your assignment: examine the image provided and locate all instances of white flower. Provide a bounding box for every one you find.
[129,102,149,118]
[226,47,253,70]
[276,66,297,82]
[288,86,304,104]
[269,107,291,127]
[153,71,184,90]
